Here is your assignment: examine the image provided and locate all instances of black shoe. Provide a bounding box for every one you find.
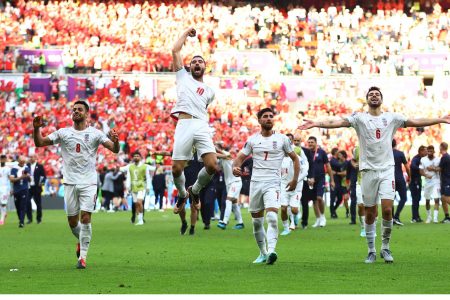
[301,224,307,229]
[416,217,423,223]
[19,223,24,228]
[37,220,41,224]
[349,221,356,225]
[441,217,450,224]
[393,218,404,226]
[180,221,188,235]
[346,210,350,218]
[204,224,210,230]
[189,226,195,235]
[26,220,32,224]
[131,216,135,224]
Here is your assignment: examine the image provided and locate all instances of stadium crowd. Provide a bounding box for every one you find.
[0,0,448,75]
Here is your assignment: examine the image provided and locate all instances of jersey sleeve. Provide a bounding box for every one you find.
[47,129,63,145]
[98,129,110,145]
[345,112,359,129]
[282,135,294,154]
[241,137,253,156]
[392,113,407,130]
[419,157,425,170]
[322,149,329,163]
[176,68,188,81]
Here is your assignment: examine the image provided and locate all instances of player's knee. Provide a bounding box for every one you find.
[205,163,219,175]
[80,213,91,224]
[266,211,278,225]
[171,164,183,177]
[291,207,299,214]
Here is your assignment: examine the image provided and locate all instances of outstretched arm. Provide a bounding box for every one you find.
[33,116,53,147]
[172,28,196,72]
[405,115,450,128]
[298,117,351,130]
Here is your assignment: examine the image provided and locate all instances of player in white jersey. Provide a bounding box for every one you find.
[0,155,11,225]
[420,145,441,223]
[232,108,300,265]
[33,100,119,269]
[280,133,309,235]
[299,86,450,264]
[170,28,220,216]
[216,148,244,230]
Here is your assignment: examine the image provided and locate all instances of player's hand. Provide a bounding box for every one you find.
[187,28,196,37]
[298,119,315,130]
[232,167,242,177]
[286,180,297,192]
[330,180,335,190]
[33,116,46,129]
[442,115,450,124]
[108,128,119,143]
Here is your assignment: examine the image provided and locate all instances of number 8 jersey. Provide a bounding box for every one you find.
[241,132,293,182]
[345,112,407,171]
[48,127,109,185]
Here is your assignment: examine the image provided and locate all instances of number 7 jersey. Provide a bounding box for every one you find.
[47,127,109,185]
[345,112,407,171]
[241,132,293,182]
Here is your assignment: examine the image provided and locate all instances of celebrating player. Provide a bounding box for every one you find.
[298,86,450,263]
[0,155,10,225]
[170,27,219,215]
[33,100,119,269]
[232,108,300,265]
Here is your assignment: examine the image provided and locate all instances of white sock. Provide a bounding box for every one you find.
[320,213,325,220]
[173,173,187,198]
[79,223,92,260]
[266,211,278,253]
[0,206,6,221]
[381,219,393,250]
[433,210,439,221]
[223,200,232,224]
[282,220,289,231]
[252,217,267,256]
[192,167,214,195]
[71,222,81,240]
[290,214,296,227]
[232,203,243,224]
[138,213,143,223]
[364,222,376,253]
[426,209,431,217]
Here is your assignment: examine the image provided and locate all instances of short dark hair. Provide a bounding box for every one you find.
[308,136,317,142]
[257,108,274,119]
[392,139,397,148]
[331,147,339,155]
[427,145,435,150]
[441,142,448,151]
[0,154,6,159]
[73,100,89,111]
[132,151,142,157]
[191,55,205,64]
[286,133,294,140]
[418,145,426,152]
[366,86,383,100]
[339,150,347,159]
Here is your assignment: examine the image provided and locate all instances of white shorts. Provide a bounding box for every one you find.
[0,189,9,205]
[423,182,440,199]
[356,183,363,205]
[360,168,395,207]
[249,180,281,213]
[132,191,146,203]
[226,181,242,200]
[64,184,98,216]
[172,119,215,162]
[280,180,303,208]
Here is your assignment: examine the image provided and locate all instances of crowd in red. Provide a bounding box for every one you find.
[0,0,448,75]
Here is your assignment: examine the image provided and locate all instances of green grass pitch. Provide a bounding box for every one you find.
[1,208,449,294]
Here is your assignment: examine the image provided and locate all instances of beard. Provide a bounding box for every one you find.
[261,123,273,131]
[191,66,205,79]
[368,102,381,108]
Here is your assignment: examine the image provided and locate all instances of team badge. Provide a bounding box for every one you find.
[84,134,89,142]
[382,118,387,127]
[273,141,277,149]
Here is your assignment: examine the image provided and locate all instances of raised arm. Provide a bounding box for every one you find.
[405,115,450,128]
[172,28,196,72]
[33,116,53,147]
[298,117,351,130]
[232,152,248,177]
[102,128,120,154]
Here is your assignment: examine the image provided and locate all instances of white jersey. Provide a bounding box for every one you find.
[281,148,309,184]
[0,166,11,192]
[242,132,293,182]
[219,158,241,185]
[170,68,215,122]
[345,111,407,171]
[420,156,441,185]
[48,126,109,185]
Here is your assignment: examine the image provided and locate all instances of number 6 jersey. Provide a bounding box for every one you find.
[345,112,407,171]
[48,127,109,185]
[241,132,293,182]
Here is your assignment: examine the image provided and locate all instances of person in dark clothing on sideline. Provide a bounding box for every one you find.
[152,166,167,211]
[26,154,46,224]
[9,156,31,228]
[410,145,427,222]
[392,139,410,226]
